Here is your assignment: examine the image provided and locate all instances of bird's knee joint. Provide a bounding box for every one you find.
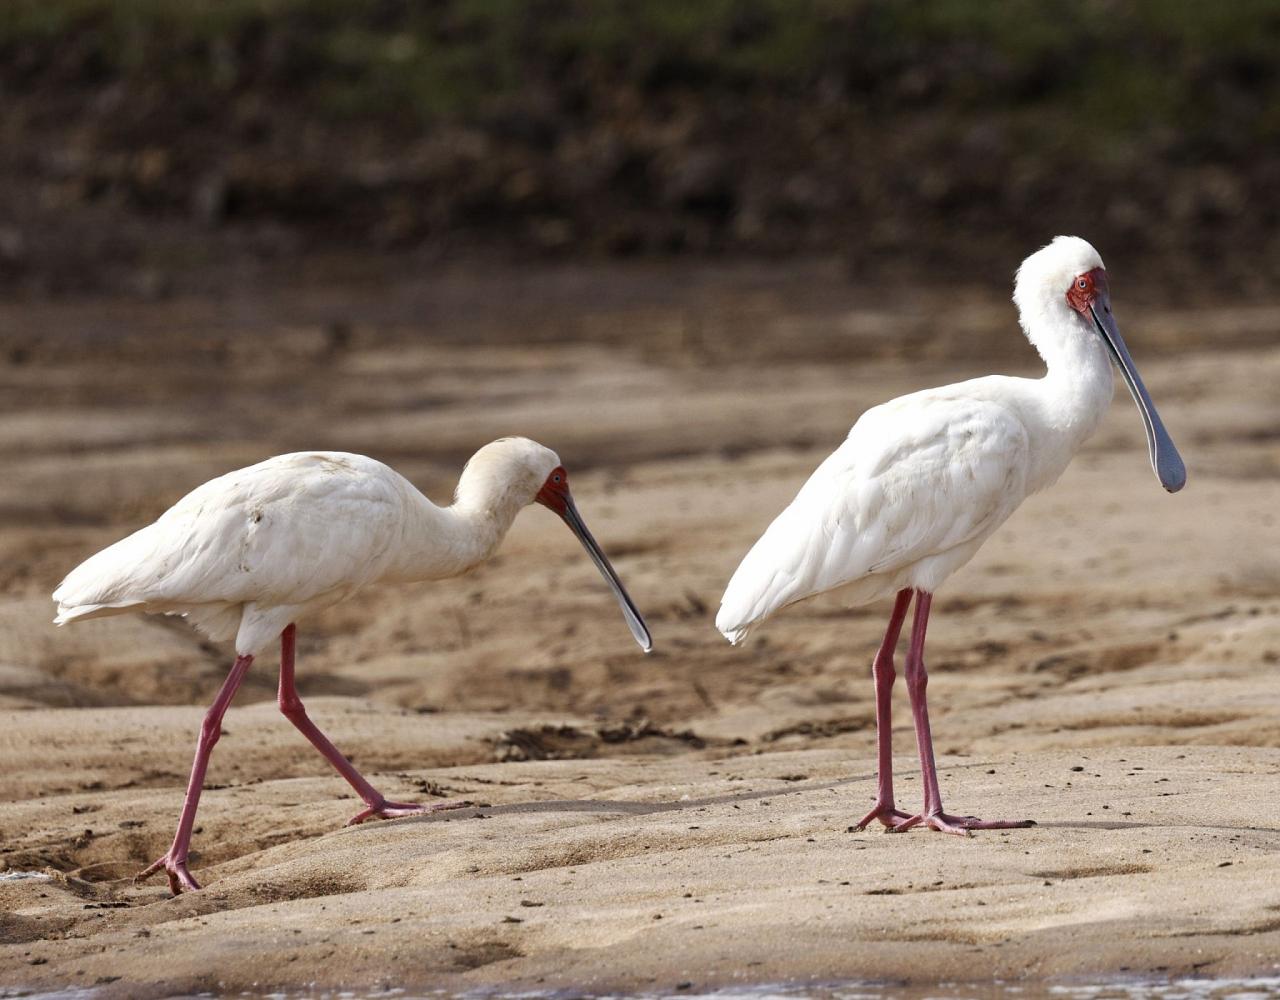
[871,656,896,683]
[279,695,307,720]
[198,715,222,746]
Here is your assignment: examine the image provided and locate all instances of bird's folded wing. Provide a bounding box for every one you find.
[718,394,1029,635]
[54,453,406,615]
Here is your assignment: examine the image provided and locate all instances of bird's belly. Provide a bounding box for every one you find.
[900,536,991,594]
[817,531,997,610]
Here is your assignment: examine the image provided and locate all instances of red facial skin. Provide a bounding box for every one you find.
[536,466,570,515]
[1066,266,1108,315]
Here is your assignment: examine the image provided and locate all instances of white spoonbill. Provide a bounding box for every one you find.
[53,438,651,893]
[716,236,1185,835]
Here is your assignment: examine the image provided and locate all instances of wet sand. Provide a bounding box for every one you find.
[1,262,1278,996]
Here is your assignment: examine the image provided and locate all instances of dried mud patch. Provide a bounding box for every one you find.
[1028,864,1152,880]
[491,720,710,761]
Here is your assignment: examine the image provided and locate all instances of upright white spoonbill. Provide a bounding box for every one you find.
[53,438,651,892]
[716,236,1185,835]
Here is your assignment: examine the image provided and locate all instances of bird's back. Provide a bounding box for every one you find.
[54,452,418,639]
[717,380,1032,642]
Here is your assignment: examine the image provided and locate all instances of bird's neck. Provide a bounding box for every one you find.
[388,489,527,584]
[1024,310,1116,490]
[448,491,528,566]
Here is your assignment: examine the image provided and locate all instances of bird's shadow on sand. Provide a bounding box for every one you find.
[329,762,1280,841]
[386,805,1280,843]
[333,773,872,833]
[332,756,1091,831]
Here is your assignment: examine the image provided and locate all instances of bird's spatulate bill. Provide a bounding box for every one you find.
[560,496,653,652]
[1089,297,1187,493]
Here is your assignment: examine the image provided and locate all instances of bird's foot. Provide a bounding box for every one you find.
[346,798,472,826]
[852,801,915,831]
[890,810,1036,837]
[136,852,201,895]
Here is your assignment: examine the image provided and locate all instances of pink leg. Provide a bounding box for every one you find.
[137,652,255,894]
[891,591,1034,836]
[276,624,468,825]
[853,589,915,830]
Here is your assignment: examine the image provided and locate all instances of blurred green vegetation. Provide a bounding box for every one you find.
[4,0,1277,141]
[1,0,1278,290]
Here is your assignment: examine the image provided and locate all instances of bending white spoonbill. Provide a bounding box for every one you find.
[53,438,651,892]
[716,236,1185,835]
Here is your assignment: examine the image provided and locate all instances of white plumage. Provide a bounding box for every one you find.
[718,391,1030,643]
[53,437,651,892]
[56,452,423,653]
[718,235,1185,644]
[716,236,1185,835]
[55,445,542,655]
[55,439,653,656]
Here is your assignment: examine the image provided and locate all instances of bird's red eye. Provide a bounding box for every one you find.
[1065,271,1097,314]
[553,474,562,483]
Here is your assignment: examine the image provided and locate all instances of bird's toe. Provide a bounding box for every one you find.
[137,853,201,895]
[346,798,472,826]
[887,814,924,833]
[854,803,916,832]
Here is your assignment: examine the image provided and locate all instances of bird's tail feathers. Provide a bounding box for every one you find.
[714,602,756,646]
[53,600,144,626]
[52,524,163,627]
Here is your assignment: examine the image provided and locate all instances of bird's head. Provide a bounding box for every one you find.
[457,437,563,512]
[1012,235,1106,333]
[457,437,652,652]
[1013,237,1186,493]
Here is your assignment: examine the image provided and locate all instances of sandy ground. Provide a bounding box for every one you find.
[0,262,1278,997]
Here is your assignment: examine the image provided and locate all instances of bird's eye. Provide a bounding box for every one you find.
[1077,278,1089,290]
[553,474,561,483]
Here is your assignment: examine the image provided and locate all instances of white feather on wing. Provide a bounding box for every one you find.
[716,390,1029,642]
[53,453,407,625]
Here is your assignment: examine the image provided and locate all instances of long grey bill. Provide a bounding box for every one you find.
[1089,304,1187,493]
[562,497,653,652]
